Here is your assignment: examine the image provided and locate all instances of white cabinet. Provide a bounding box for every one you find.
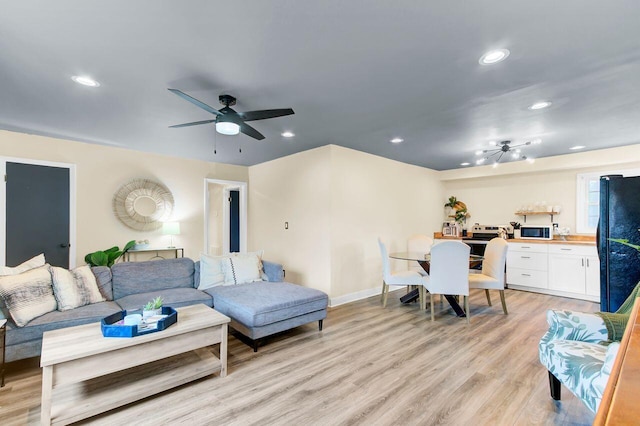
[507,243,548,289]
[507,242,599,302]
[548,245,599,301]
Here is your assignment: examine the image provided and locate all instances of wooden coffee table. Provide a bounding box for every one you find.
[40,304,229,425]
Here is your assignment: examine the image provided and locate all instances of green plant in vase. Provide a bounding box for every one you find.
[85,240,136,267]
[143,296,164,317]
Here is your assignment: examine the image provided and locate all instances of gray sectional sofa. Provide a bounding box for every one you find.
[5,257,328,362]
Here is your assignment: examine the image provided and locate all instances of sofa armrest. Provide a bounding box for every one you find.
[262,260,284,282]
[541,310,609,345]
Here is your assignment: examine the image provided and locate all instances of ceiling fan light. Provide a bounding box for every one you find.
[216,121,240,135]
[475,150,483,155]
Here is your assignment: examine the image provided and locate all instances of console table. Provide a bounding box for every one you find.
[124,247,184,261]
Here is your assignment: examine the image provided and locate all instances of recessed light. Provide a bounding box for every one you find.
[475,150,483,156]
[479,49,510,65]
[570,145,585,150]
[528,101,552,110]
[476,158,486,165]
[460,162,470,166]
[488,141,497,146]
[390,137,404,144]
[531,138,542,144]
[71,75,100,87]
[526,157,536,164]
[281,131,295,138]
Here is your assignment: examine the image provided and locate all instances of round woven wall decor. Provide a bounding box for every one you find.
[112,179,174,231]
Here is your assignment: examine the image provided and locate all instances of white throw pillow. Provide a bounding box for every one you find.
[221,253,263,285]
[0,253,46,319]
[198,253,233,290]
[0,253,46,276]
[0,264,57,327]
[50,265,105,311]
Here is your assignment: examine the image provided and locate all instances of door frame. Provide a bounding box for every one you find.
[0,156,77,268]
[204,178,247,255]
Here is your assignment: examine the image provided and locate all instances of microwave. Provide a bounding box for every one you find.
[519,225,554,240]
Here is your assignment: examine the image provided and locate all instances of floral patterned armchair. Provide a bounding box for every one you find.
[539,283,639,414]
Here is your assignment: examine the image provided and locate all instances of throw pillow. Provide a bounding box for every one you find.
[0,253,46,319]
[0,253,46,276]
[50,265,105,311]
[198,253,233,290]
[222,253,263,285]
[0,265,57,327]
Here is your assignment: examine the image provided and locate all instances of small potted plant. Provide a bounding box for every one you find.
[143,296,164,318]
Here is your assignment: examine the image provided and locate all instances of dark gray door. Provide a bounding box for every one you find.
[5,162,70,268]
[229,190,240,253]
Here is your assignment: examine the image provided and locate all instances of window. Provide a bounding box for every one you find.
[576,169,640,234]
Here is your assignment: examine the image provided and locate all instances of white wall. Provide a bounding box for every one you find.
[248,145,444,301]
[440,145,640,234]
[0,130,248,266]
[329,146,443,299]
[248,146,333,295]
[207,183,224,255]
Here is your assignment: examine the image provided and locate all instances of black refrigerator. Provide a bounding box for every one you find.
[598,175,640,312]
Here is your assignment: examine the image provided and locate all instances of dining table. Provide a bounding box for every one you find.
[388,251,484,317]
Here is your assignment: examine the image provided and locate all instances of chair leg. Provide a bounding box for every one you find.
[382,283,389,307]
[418,286,425,310]
[464,296,470,324]
[380,281,386,304]
[548,371,561,400]
[430,294,435,321]
[484,289,492,306]
[318,319,323,331]
[499,290,508,314]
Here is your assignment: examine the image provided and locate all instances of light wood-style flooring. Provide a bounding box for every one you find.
[0,289,598,425]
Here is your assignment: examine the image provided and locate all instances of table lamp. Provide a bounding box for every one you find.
[162,221,180,248]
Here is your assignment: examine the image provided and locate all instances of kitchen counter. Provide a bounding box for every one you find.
[433,232,596,246]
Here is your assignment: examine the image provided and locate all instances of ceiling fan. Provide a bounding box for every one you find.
[476,139,541,165]
[168,89,294,140]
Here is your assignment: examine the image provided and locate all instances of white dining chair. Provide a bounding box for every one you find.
[378,238,426,308]
[421,240,471,323]
[407,234,433,276]
[468,237,509,314]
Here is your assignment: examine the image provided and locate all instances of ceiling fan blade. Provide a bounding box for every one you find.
[240,122,265,140]
[169,119,216,128]
[168,89,222,117]
[239,108,294,122]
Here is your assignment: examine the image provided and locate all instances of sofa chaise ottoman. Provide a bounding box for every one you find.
[206,281,328,351]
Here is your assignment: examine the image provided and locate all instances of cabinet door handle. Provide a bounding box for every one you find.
[582,258,584,267]
[561,248,572,251]
[586,258,590,267]
[522,273,531,277]
[521,256,531,259]
[521,246,531,249]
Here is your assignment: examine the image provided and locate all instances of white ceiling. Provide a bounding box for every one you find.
[1,1,639,170]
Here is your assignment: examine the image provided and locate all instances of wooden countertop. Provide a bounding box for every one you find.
[594,297,640,425]
[433,233,596,246]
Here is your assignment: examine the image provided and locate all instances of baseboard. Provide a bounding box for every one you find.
[329,287,402,307]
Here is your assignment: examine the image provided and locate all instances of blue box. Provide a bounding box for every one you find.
[101,306,178,338]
